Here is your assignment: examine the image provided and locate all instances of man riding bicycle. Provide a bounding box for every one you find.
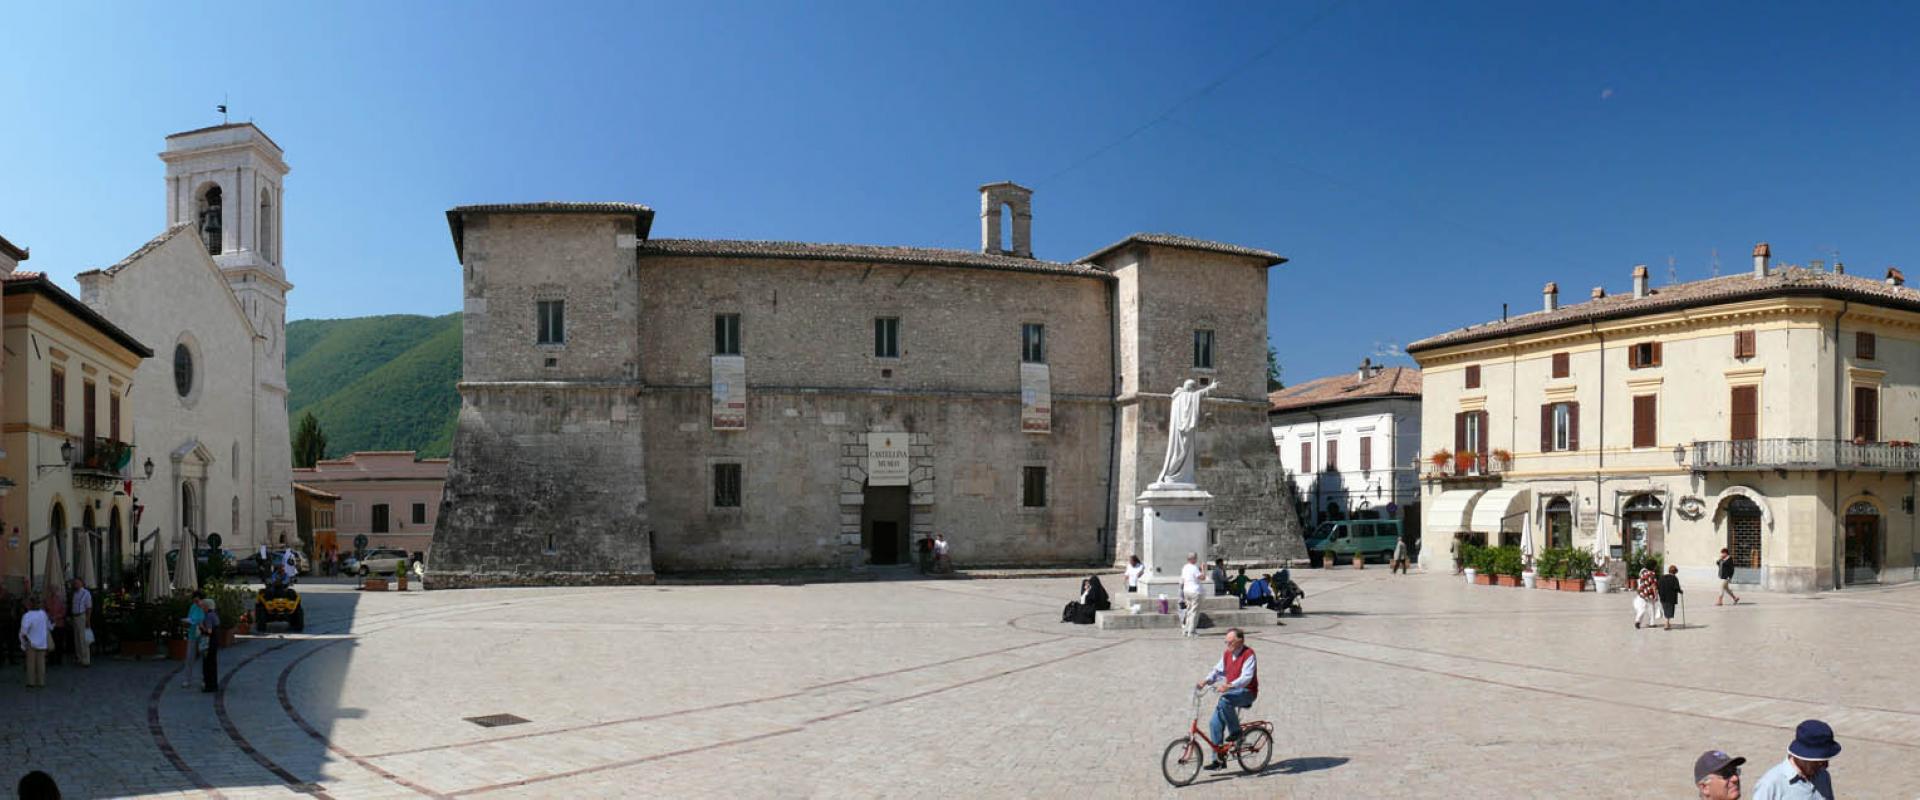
[1193,627,1257,771]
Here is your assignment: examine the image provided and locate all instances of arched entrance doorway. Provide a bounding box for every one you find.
[1844,500,1881,585]
[1723,496,1763,583]
[181,481,199,539]
[1622,494,1663,558]
[1543,497,1573,549]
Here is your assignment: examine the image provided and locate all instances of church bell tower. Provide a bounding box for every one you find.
[159,122,292,375]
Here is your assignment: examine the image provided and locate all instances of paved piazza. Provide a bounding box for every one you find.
[6,569,1920,798]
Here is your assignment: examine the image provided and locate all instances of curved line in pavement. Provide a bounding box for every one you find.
[145,667,226,799]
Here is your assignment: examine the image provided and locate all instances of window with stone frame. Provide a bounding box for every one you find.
[536,300,565,345]
[50,367,65,432]
[371,504,390,533]
[1021,466,1047,507]
[1193,329,1215,369]
[1464,365,1481,389]
[1551,352,1570,379]
[1734,330,1756,359]
[412,503,427,525]
[1021,323,1046,364]
[874,317,900,358]
[714,314,743,356]
[1627,341,1662,369]
[1856,331,1876,360]
[712,462,743,508]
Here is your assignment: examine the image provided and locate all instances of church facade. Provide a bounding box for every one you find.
[430,184,1304,586]
[76,123,295,555]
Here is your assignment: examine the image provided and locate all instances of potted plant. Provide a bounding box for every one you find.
[1471,546,1498,585]
[1455,450,1479,475]
[1492,546,1524,586]
[1563,550,1594,592]
[1459,542,1479,583]
[160,593,195,660]
[1534,548,1566,590]
[204,580,248,648]
[1430,449,1453,470]
[1490,448,1513,472]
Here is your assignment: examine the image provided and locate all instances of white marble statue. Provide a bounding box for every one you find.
[1153,379,1221,487]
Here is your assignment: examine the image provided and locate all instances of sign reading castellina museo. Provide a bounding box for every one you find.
[1020,362,1051,433]
[866,433,910,486]
[710,355,746,430]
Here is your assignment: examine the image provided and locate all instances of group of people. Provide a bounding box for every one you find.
[1694,719,1842,799]
[1632,548,1747,630]
[178,589,222,692]
[11,578,94,688]
[916,533,953,574]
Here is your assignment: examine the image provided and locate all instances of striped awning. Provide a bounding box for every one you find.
[1469,486,1532,534]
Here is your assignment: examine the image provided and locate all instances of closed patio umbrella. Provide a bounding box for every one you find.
[73,530,96,587]
[1519,515,1535,562]
[143,532,171,602]
[39,536,67,619]
[172,530,198,592]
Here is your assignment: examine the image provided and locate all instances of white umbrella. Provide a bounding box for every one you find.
[144,532,171,602]
[73,530,96,588]
[39,536,67,617]
[172,530,198,592]
[1519,515,1535,562]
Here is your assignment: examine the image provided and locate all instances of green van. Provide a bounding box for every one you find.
[1306,519,1405,564]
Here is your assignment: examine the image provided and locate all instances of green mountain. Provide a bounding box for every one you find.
[286,313,462,459]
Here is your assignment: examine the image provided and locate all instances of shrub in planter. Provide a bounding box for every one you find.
[1534,548,1568,590]
[1562,549,1596,590]
[1491,546,1525,586]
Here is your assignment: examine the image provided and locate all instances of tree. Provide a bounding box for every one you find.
[1267,344,1284,391]
[292,411,328,468]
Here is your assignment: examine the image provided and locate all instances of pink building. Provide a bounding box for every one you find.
[291,451,447,556]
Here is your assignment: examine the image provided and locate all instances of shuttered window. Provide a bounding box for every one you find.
[1854,385,1879,442]
[1326,440,1339,472]
[1455,410,1488,456]
[1464,365,1481,389]
[1632,395,1657,448]
[1299,442,1311,475]
[1628,341,1662,369]
[1730,385,1758,441]
[1359,436,1373,473]
[1540,402,1579,451]
[1551,352,1569,379]
[50,368,65,433]
[1856,331,1876,360]
[1734,330,1756,359]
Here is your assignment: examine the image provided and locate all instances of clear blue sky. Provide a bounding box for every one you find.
[5,2,1920,383]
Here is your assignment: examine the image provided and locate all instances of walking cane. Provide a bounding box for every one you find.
[1680,591,1687,630]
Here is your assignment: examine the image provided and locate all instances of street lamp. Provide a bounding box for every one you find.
[143,457,155,480]
[37,439,74,474]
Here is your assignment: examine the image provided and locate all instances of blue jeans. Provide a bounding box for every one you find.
[1209,688,1255,747]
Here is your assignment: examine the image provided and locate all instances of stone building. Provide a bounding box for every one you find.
[1269,360,1422,535]
[292,450,447,556]
[430,183,1303,586]
[1411,250,1920,592]
[76,123,296,556]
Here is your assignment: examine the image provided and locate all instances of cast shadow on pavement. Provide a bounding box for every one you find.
[1191,755,1350,787]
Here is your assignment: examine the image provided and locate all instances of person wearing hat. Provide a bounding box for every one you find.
[1694,749,1745,800]
[1750,719,1840,799]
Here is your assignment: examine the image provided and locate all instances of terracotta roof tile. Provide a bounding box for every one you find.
[638,239,1114,279]
[1267,366,1422,413]
[1080,233,1287,267]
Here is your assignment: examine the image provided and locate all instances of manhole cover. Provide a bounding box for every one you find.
[464,713,531,728]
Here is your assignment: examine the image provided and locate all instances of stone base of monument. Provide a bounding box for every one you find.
[1095,593,1281,631]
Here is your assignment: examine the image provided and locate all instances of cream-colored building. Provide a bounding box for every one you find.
[1410,248,1920,592]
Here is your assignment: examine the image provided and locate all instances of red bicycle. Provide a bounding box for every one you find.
[1161,685,1274,786]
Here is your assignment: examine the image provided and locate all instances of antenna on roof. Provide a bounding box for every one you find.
[1709,247,1720,278]
[1667,255,1677,285]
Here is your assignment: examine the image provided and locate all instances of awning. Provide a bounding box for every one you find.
[1427,490,1485,534]
[1469,486,1532,534]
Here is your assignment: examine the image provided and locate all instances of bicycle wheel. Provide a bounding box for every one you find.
[1161,735,1205,787]
[1234,726,1273,773]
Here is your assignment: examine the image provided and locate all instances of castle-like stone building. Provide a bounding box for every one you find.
[429,184,1302,586]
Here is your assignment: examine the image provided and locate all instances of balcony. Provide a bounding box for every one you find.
[1423,452,1511,482]
[72,437,133,490]
[1687,438,1920,473]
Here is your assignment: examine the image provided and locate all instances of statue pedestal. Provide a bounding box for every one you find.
[1134,483,1214,602]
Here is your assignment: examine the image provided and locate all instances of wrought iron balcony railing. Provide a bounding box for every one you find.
[1423,453,1511,480]
[1688,438,1920,472]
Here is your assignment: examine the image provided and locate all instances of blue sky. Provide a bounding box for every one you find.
[5,2,1920,383]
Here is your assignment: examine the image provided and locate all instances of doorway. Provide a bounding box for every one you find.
[861,484,911,565]
[1844,502,1880,585]
[1622,494,1663,558]
[1724,496,1763,583]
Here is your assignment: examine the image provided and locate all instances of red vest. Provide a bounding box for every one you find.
[1223,645,1258,698]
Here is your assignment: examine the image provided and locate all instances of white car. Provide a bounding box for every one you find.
[356,548,411,577]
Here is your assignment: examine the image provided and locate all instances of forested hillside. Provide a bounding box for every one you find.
[286,313,461,458]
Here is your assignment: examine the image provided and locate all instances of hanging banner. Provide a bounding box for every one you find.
[711,355,747,430]
[866,433,910,486]
[1020,362,1051,433]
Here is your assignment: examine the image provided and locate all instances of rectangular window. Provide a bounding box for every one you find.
[1359,436,1373,473]
[1192,329,1215,369]
[1856,331,1876,360]
[1021,466,1047,507]
[82,380,96,446]
[1854,385,1879,442]
[1632,395,1657,448]
[110,392,121,442]
[535,300,565,345]
[713,463,742,508]
[874,317,900,358]
[714,313,742,356]
[1299,442,1311,475]
[411,503,427,525]
[1539,402,1579,452]
[1627,341,1662,369]
[371,504,390,534]
[1021,323,1045,364]
[1464,365,1481,390]
[1734,330,1756,359]
[1730,385,1758,441]
[1326,440,1339,472]
[1551,352,1569,379]
[1455,410,1489,456]
[49,368,65,432]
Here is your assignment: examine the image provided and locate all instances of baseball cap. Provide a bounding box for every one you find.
[1694,750,1746,783]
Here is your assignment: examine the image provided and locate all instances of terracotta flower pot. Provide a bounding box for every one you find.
[1495,574,1521,587]
[1558,578,1587,592]
[1473,573,1493,586]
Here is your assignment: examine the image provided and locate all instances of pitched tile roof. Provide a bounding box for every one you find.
[75,223,194,279]
[445,203,657,262]
[0,232,27,262]
[1,272,153,357]
[638,239,1113,279]
[1267,366,1422,413]
[1408,267,1920,353]
[1080,233,1287,267]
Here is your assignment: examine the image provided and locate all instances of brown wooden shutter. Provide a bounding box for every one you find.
[1566,403,1580,451]
[1300,442,1311,474]
[1857,332,1876,360]
[1465,365,1480,389]
[1632,395,1657,448]
[1540,404,1554,451]
[1855,386,1879,442]
[1327,440,1339,472]
[1651,341,1662,366]
[1735,330,1755,359]
[1730,386,1758,441]
[1360,436,1372,472]
[1456,412,1469,453]
[1476,410,1489,457]
[1627,345,1641,369]
[1552,352,1569,378]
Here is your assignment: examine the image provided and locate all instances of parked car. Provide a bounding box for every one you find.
[1305,520,1404,565]
[235,548,309,580]
[355,548,411,577]
[136,547,237,580]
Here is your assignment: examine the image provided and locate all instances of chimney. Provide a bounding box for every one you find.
[1591,286,1605,300]
[1888,266,1905,287]
[979,182,1033,257]
[1752,242,1770,277]
[1835,260,1846,275]
[1356,356,1372,383]
[1544,282,1559,312]
[1632,264,1649,299]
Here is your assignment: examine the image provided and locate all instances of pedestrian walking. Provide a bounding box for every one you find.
[1657,565,1684,631]
[198,598,221,693]
[1210,558,1229,597]
[66,578,91,668]
[17,595,50,688]
[1632,568,1660,629]
[1123,555,1146,593]
[1750,719,1840,799]
[1715,548,1741,605]
[1390,535,1410,574]
[180,590,206,688]
[1180,553,1204,637]
[1693,749,1746,800]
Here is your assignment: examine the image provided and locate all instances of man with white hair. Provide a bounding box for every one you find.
[1180,552,1205,637]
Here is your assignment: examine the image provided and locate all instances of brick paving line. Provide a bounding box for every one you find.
[145,669,227,800]
[443,638,1133,797]
[275,644,451,800]
[1260,631,1920,753]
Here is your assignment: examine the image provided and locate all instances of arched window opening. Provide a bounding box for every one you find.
[231,496,240,540]
[1622,493,1664,557]
[199,185,223,255]
[181,482,197,535]
[1543,497,1573,549]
